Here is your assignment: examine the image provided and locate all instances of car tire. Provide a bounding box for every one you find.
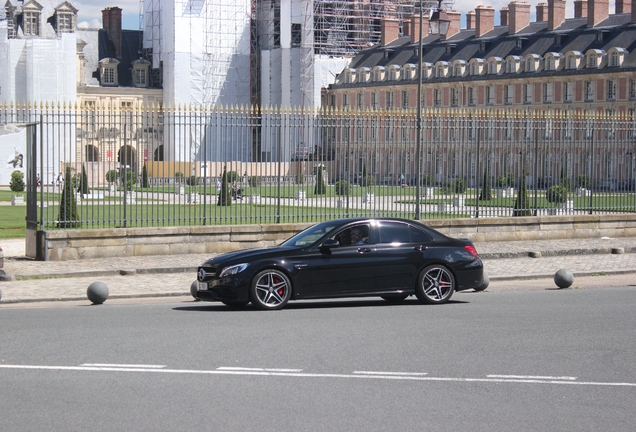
[381,294,409,302]
[221,300,249,308]
[415,265,455,304]
[250,269,292,310]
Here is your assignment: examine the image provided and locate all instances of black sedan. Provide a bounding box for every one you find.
[196,218,484,310]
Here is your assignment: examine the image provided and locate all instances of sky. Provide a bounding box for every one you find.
[72,0,595,31]
[74,0,140,30]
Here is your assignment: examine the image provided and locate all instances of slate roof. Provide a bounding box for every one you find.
[335,13,636,88]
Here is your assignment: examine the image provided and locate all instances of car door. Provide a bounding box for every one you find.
[373,221,433,292]
[298,223,376,298]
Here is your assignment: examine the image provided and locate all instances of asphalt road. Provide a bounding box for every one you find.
[1,285,635,431]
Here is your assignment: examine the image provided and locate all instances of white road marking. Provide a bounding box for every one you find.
[0,364,634,388]
[81,363,166,369]
[354,371,429,376]
[488,374,577,381]
[217,367,304,372]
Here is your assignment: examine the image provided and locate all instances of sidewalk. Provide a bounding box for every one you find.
[1,236,635,304]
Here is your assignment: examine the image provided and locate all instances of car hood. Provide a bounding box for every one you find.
[200,245,301,266]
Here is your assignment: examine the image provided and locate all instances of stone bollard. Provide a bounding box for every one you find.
[0,287,2,301]
[87,281,109,304]
[554,269,574,289]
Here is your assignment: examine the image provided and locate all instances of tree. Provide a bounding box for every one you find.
[314,164,326,195]
[546,184,568,205]
[78,164,90,195]
[335,179,350,196]
[218,165,231,206]
[479,166,492,200]
[513,167,532,216]
[105,170,118,185]
[58,165,80,228]
[141,164,149,188]
[9,170,25,193]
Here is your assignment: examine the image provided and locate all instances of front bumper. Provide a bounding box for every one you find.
[195,275,251,302]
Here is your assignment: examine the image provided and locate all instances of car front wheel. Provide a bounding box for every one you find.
[415,265,455,304]
[250,269,292,310]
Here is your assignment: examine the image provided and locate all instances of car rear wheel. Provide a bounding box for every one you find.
[221,300,249,308]
[250,269,292,310]
[415,265,455,304]
[381,294,409,303]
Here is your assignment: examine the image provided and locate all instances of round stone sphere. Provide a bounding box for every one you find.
[0,288,2,301]
[87,281,109,304]
[475,271,489,292]
[190,280,200,300]
[554,269,574,289]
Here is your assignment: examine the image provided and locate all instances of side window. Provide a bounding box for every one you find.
[379,222,411,244]
[332,224,370,246]
[410,225,433,243]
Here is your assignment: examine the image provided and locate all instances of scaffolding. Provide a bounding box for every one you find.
[314,0,452,56]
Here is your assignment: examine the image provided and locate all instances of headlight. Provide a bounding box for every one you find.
[219,263,248,277]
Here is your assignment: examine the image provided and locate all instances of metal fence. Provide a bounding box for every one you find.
[2,102,635,230]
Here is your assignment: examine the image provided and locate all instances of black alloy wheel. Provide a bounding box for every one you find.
[250,269,292,310]
[415,265,455,304]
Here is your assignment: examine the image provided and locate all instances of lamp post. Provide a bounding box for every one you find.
[415,0,449,219]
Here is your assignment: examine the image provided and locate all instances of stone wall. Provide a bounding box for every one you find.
[29,214,636,261]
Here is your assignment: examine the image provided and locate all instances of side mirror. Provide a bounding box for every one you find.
[319,239,339,252]
[321,239,339,248]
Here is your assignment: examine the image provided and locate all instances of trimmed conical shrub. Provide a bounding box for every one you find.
[218,165,231,206]
[78,164,89,195]
[479,166,492,200]
[314,165,326,195]
[141,164,149,188]
[513,167,532,216]
[58,165,80,228]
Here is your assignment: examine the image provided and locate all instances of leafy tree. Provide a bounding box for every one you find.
[125,171,137,190]
[105,169,118,184]
[9,170,25,193]
[576,174,591,189]
[314,165,326,195]
[227,171,240,183]
[218,165,231,206]
[174,172,184,184]
[479,167,492,200]
[513,167,532,216]
[141,164,149,188]
[58,165,80,228]
[546,184,568,205]
[335,179,350,196]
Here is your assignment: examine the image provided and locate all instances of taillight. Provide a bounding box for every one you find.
[464,245,480,258]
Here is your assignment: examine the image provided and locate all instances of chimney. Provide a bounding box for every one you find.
[617,0,631,13]
[536,2,548,21]
[102,7,122,58]
[574,0,588,17]
[476,5,495,37]
[410,15,429,43]
[440,10,461,40]
[404,19,411,37]
[509,1,531,34]
[548,0,566,29]
[381,18,400,45]
[588,0,609,26]
[466,10,475,30]
[500,6,509,26]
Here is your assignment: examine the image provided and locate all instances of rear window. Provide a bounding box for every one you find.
[379,221,432,244]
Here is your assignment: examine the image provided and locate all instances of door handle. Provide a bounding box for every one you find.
[414,245,428,251]
[357,247,371,253]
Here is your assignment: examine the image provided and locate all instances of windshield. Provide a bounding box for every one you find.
[280,221,341,247]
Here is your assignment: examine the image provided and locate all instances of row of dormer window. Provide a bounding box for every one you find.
[340,47,629,84]
[331,78,636,109]
[99,58,152,88]
[4,1,77,38]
